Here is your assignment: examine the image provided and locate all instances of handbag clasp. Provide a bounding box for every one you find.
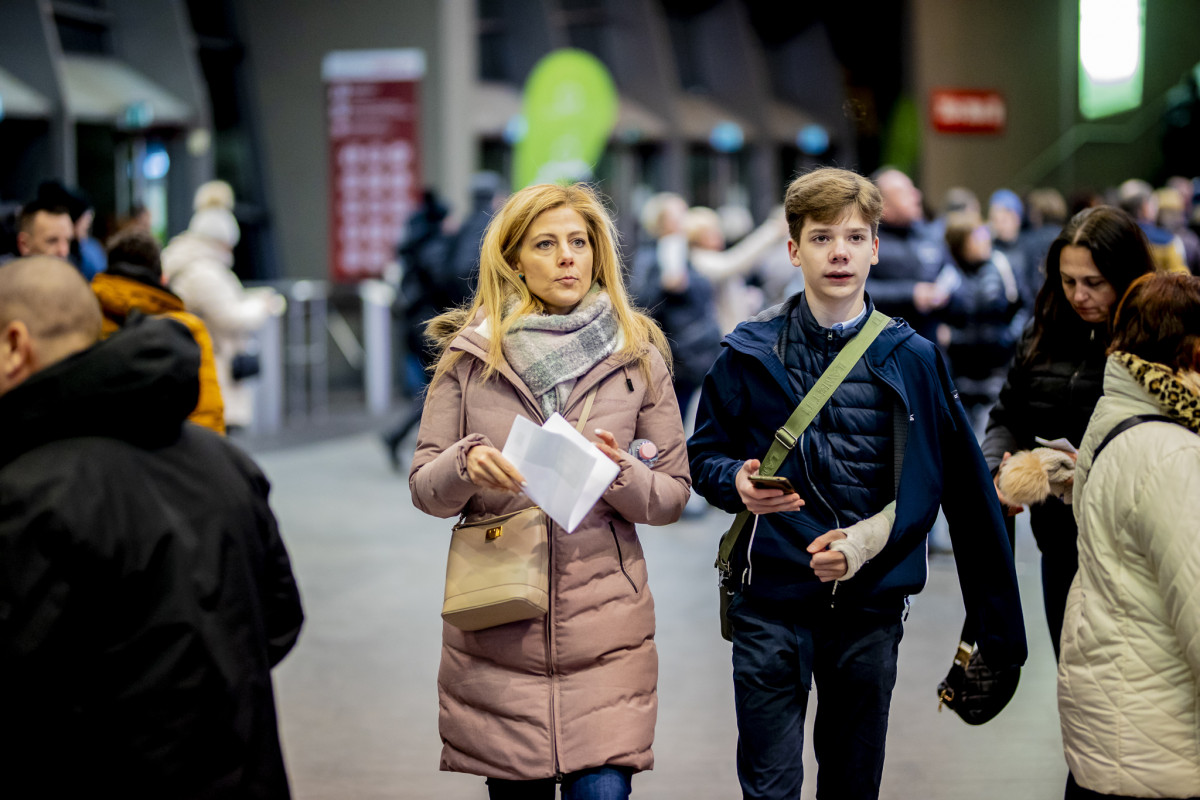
[953,641,973,669]
[486,525,503,541]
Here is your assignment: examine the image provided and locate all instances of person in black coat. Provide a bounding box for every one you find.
[0,256,303,799]
[867,168,949,342]
[382,175,505,469]
[981,206,1154,659]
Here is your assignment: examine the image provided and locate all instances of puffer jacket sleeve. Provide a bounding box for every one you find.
[1135,447,1200,680]
[688,347,752,515]
[937,350,1028,672]
[173,260,274,339]
[408,359,491,518]
[980,329,1033,473]
[601,352,690,525]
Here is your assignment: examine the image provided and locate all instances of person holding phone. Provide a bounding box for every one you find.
[688,167,1026,800]
[981,206,1155,660]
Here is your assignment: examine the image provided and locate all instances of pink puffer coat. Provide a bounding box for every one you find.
[409,310,690,781]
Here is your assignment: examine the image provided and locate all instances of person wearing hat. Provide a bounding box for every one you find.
[988,188,1039,308]
[161,180,284,431]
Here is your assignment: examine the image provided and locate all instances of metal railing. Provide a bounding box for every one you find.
[244,278,397,435]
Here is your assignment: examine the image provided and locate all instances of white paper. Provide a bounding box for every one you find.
[1034,436,1077,455]
[502,413,620,533]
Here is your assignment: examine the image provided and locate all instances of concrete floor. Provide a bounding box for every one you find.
[251,432,1067,800]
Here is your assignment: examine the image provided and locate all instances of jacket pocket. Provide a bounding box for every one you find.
[609,521,640,594]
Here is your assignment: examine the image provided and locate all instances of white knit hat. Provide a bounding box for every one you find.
[188,206,240,248]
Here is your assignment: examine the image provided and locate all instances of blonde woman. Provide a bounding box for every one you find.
[409,183,691,799]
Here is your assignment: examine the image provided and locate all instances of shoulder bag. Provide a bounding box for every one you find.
[935,413,1183,724]
[442,387,599,632]
[717,310,890,640]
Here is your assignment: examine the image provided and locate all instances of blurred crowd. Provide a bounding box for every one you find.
[384,169,1200,463]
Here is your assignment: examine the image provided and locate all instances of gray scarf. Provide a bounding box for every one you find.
[502,286,619,419]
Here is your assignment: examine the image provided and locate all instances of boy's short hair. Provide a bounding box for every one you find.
[784,167,883,242]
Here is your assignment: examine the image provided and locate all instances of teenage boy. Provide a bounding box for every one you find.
[688,168,1027,800]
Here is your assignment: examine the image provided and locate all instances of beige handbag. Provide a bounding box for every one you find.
[441,384,599,632]
[442,506,551,631]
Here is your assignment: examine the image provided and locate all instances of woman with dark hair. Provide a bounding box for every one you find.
[981,205,1155,658]
[1058,272,1200,799]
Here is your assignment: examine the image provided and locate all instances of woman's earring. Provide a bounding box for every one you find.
[517,273,526,282]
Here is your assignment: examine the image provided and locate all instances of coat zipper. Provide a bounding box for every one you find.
[609,522,639,593]
[545,516,560,776]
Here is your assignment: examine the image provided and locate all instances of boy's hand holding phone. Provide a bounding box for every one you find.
[736,459,805,515]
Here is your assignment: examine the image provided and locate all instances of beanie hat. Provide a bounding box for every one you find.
[188,179,240,247]
[194,180,235,212]
[989,188,1023,217]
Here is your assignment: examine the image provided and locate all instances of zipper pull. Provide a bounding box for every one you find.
[830,580,839,608]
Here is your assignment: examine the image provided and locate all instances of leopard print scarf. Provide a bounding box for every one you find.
[1114,351,1200,434]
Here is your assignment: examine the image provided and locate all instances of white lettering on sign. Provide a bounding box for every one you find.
[930,90,1007,133]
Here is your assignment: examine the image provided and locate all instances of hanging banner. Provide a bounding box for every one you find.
[323,49,425,282]
[513,49,618,190]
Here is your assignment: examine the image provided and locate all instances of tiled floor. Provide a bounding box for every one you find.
[254,432,1066,800]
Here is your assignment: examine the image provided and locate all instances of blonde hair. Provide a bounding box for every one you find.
[428,182,670,383]
[684,206,723,248]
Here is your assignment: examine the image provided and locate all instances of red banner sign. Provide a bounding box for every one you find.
[323,50,425,282]
[930,88,1006,134]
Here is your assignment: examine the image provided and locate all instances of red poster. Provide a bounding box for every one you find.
[930,88,1006,134]
[324,50,425,282]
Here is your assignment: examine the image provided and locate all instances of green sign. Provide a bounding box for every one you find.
[514,49,618,189]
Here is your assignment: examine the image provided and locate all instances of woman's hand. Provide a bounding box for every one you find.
[735,459,805,515]
[593,429,625,466]
[465,444,527,494]
[994,451,1023,517]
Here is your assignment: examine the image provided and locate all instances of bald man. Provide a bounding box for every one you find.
[867,168,948,342]
[14,199,73,259]
[0,257,303,798]
[0,256,102,396]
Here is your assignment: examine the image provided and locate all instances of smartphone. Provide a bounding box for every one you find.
[749,473,796,494]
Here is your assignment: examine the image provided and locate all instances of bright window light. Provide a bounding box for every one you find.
[1080,0,1140,81]
[1079,0,1145,119]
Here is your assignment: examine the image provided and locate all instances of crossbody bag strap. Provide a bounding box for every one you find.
[1093,413,1177,463]
[716,310,891,572]
[575,386,599,434]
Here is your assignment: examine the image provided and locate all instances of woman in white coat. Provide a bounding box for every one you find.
[161,181,283,430]
[1059,272,1200,800]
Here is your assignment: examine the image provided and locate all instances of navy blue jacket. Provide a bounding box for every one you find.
[688,293,1027,671]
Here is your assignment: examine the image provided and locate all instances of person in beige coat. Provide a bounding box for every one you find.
[1059,272,1200,800]
[409,183,691,799]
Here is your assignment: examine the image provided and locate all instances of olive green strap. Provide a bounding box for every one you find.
[716,311,890,573]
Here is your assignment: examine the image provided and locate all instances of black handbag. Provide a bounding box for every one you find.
[936,634,1020,725]
[231,351,261,381]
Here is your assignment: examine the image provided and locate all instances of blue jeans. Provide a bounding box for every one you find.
[727,592,903,800]
[486,767,633,800]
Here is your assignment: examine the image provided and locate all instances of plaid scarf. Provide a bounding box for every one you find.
[1114,351,1200,435]
[502,286,619,419]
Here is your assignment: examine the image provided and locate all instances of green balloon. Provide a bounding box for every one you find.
[514,49,618,189]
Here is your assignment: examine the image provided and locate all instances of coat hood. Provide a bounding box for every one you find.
[160,231,233,279]
[0,316,201,467]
